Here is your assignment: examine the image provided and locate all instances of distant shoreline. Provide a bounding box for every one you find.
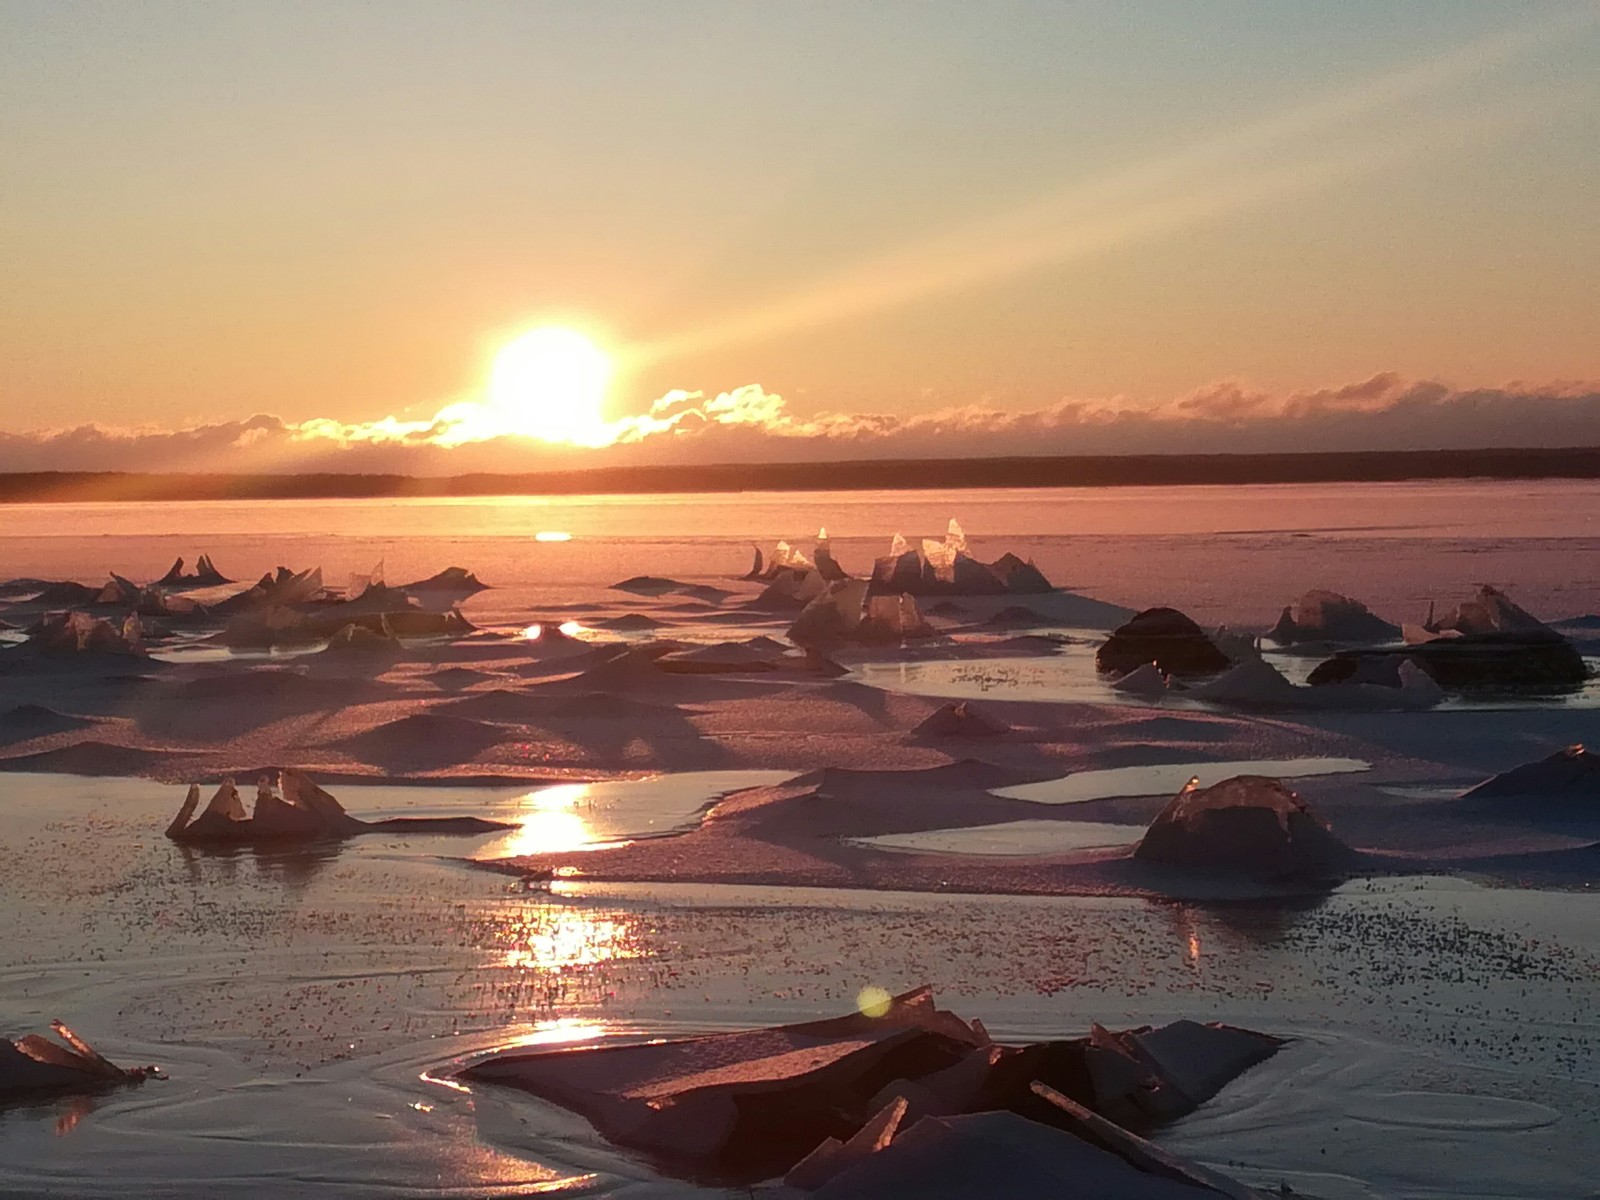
[2,446,1598,503]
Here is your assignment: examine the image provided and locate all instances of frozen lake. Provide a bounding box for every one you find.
[2,479,1598,628]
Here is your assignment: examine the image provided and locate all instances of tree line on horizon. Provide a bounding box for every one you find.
[0,446,1597,503]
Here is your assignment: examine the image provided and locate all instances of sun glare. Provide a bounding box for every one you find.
[486,327,614,446]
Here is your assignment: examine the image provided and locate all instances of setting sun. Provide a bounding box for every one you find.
[486,327,614,446]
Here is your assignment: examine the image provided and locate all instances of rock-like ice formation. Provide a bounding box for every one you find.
[1134,775,1355,880]
[1461,744,1600,802]
[856,593,935,643]
[1308,586,1586,692]
[0,577,54,599]
[788,579,869,645]
[1181,655,1442,712]
[215,566,329,615]
[986,553,1053,595]
[1184,658,1303,705]
[38,581,104,606]
[165,769,511,846]
[315,621,405,670]
[1096,608,1230,678]
[590,612,667,632]
[750,568,829,612]
[1395,657,1447,706]
[759,539,814,577]
[1268,589,1400,645]
[397,566,489,596]
[742,544,765,580]
[158,555,230,590]
[1110,663,1173,698]
[20,610,145,657]
[612,575,690,597]
[72,573,209,620]
[458,985,1280,1187]
[1429,584,1550,636]
[815,529,850,582]
[865,521,1054,597]
[1210,626,1262,664]
[911,701,1010,739]
[219,599,470,649]
[1,1021,157,1100]
[806,1110,1226,1199]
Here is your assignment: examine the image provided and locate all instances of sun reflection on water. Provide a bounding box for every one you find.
[499,911,639,970]
[1172,905,1204,968]
[478,785,644,973]
[504,809,592,857]
[506,1017,609,1048]
[485,783,632,860]
[520,620,588,640]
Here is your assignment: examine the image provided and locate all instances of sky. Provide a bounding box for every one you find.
[3,1,1599,472]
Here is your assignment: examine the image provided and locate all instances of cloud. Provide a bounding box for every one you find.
[2,373,1598,476]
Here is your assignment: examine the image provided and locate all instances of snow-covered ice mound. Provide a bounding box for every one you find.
[910,701,1010,740]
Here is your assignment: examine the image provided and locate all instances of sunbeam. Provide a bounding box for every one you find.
[639,9,1597,364]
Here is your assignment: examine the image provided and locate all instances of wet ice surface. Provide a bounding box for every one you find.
[1,775,1598,1197]
[856,647,1600,710]
[993,758,1371,804]
[3,492,1600,1196]
[3,480,1600,631]
[3,485,1599,1195]
[853,819,1143,855]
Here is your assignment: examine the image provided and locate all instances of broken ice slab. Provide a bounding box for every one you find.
[808,1108,1251,1198]
[457,986,1282,1184]
[1,1022,158,1101]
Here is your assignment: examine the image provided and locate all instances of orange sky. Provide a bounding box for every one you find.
[3,3,1598,464]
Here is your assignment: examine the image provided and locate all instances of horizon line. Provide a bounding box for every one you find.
[2,445,1598,505]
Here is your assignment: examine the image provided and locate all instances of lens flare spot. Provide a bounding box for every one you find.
[857,986,892,1019]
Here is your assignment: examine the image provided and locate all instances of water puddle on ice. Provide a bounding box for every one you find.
[0,769,790,869]
[1376,783,1467,801]
[995,757,1369,804]
[854,648,1600,711]
[466,770,791,859]
[853,647,1110,704]
[1348,1090,1561,1132]
[148,638,324,664]
[858,759,1367,856]
[853,819,1141,856]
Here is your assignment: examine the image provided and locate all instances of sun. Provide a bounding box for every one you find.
[486,327,614,446]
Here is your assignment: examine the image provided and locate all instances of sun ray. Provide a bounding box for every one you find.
[637,9,1594,365]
